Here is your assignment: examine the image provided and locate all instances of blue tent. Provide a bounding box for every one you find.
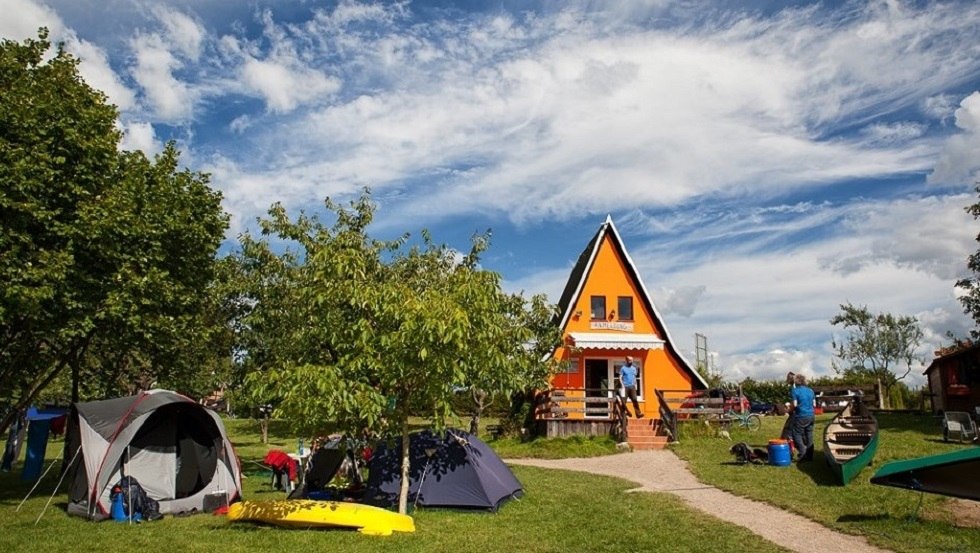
[366,429,523,511]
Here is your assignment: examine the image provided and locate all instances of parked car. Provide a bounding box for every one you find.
[749,400,775,415]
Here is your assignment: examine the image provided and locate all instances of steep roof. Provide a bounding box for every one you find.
[924,343,980,375]
[555,216,708,388]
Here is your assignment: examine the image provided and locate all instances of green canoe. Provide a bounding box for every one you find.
[871,447,980,501]
[822,398,878,485]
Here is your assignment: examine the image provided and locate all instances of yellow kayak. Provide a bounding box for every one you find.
[227,499,415,536]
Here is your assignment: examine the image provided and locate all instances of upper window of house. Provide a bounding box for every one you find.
[590,296,606,320]
[617,296,633,321]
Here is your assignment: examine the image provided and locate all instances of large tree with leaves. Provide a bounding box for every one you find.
[957,182,980,339]
[0,31,228,434]
[830,303,923,408]
[239,192,559,514]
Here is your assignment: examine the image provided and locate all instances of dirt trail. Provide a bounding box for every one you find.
[507,450,894,553]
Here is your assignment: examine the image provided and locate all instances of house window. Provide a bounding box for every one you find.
[617,296,633,321]
[590,296,606,320]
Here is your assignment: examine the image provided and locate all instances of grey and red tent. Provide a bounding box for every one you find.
[63,389,242,520]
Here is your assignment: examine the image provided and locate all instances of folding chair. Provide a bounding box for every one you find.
[942,411,978,443]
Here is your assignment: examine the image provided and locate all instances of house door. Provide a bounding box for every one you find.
[585,359,613,418]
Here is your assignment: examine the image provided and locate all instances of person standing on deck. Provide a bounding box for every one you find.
[620,357,643,418]
[790,373,816,462]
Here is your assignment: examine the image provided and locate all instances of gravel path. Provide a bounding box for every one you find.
[507,450,894,553]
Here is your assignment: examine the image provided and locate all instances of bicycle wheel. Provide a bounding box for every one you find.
[745,414,762,431]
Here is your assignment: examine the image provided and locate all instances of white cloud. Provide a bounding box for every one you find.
[119,120,161,155]
[130,33,193,121]
[861,121,925,144]
[930,91,980,185]
[70,38,137,111]
[241,56,340,113]
[0,0,62,40]
[152,6,205,61]
[229,114,252,134]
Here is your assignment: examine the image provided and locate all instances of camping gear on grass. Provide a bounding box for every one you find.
[63,389,242,520]
[870,447,980,502]
[226,499,415,536]
[263,449,298,491]
[822,397,878,485]
[366,428,523,511]
[110,476,161,522]
[291,435,366,500]
[767,439,791,466]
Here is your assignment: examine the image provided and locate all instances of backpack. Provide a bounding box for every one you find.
[729,442,767,465]
[113,476,162,521]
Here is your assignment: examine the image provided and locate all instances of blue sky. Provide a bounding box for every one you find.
[5,0,980,385]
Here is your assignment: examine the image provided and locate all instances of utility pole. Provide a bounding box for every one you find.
[695,333,710,373]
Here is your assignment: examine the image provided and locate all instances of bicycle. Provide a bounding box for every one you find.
[716,409,762,431]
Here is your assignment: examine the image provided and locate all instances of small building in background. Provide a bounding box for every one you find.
[924,342,980,415]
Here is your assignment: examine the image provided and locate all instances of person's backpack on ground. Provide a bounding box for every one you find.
[113,476,162,521]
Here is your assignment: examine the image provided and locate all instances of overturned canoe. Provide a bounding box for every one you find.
[823,398,878,485]
[227,499,415,536]
[870,447,980,502]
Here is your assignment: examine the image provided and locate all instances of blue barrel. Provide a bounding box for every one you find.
[768,440,791,466]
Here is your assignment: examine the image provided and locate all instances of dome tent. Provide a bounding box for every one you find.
[63,389,242,520]
[366,428,523,511]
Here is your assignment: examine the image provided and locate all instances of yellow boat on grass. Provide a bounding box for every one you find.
[227,499,415,536]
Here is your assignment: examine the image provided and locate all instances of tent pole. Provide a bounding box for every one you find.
[16,456,61,512]
[126,446,132,524]
[414,457,433,509]
[33,445,82,525]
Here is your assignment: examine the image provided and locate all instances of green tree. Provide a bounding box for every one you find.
[0,31,228,434]
[241,192,558,514]
[830,303,923,408]
[957,182,980,339]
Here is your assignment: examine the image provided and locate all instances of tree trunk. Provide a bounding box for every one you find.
[470,388,487,436]
[260,414,269,444]
[398,416,410,515]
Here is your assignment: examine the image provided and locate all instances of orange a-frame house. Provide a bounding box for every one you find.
[538,216,707,446]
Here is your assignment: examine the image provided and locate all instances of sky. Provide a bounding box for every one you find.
[4,0,980,386]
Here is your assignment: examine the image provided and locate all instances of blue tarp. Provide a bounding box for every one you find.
[21,407,67,481]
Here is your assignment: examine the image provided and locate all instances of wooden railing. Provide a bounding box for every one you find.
[656,389,727,442]
[535,387,630,441]
[535,388,618,418]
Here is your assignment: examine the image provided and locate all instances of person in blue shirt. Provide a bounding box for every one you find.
[619,356,643,418]
[790,373,816,462]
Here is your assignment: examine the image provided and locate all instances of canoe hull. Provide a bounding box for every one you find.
[871,447,980,501]
[227,499,415,536]
[822,400,878,485]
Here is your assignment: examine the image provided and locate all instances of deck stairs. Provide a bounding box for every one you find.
[626,417,670,450]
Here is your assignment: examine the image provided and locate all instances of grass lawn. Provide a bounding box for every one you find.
[671,411,980,553]
[0,417,785,553]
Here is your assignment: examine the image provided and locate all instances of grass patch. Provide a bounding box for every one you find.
[488,434,619,459]
[671,412,980,553]
[0,417,784,553]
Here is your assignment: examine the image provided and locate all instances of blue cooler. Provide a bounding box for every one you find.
[768,440,791,466]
